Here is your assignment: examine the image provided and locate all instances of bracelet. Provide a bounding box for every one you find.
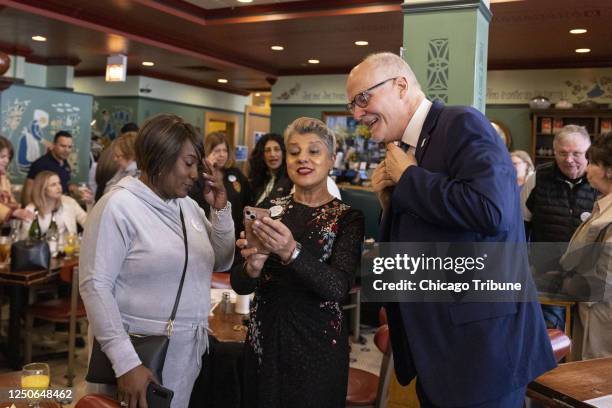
[212,201,231,216]
[282,242,302,265]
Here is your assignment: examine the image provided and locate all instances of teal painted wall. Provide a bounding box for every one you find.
[139,98,245,144]
[271,104,346,135]
[0,84,93,183]
[94,96,245,144]
[485,105,531,153]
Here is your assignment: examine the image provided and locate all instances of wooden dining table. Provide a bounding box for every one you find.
[527,357,612,407]
[207,304,247,343]
[0,257,78,369]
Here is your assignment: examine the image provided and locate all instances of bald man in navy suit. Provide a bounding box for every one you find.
[346,53,556,407]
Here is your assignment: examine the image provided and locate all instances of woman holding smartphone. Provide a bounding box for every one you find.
[231,117,364,408]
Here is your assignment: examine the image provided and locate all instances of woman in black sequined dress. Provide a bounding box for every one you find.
[231,117,364,408]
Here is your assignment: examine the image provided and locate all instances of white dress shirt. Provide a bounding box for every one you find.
[401,98,432,154]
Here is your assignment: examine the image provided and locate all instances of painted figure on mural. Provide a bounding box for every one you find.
[100,109,116,141]
[17,109,52,174]
[2,98,28,137]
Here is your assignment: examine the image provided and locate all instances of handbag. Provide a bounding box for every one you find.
[10,239,50,272]
[86,208,189,384]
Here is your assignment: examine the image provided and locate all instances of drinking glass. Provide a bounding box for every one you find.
[21,362,50,408]
[64,233,77,259]
[0,236,11,266]
[9,218,21,240]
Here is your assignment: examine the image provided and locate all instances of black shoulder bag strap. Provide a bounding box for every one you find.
[165,207,189,337]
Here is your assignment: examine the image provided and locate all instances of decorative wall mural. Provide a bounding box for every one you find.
[0,85,92,182]
[276,83,301,101]
[92,105,134,141]
[2,98,29,136]
[564,77,612,101]
[17,108,51,173]
[427,38,449,103]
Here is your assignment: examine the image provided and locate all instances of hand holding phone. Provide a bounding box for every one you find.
[146,383,173,408]
[243,206,271,253]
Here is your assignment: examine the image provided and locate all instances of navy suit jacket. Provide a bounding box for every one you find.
[381,101,556,406]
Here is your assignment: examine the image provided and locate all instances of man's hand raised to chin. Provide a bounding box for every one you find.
[385,143,417,183]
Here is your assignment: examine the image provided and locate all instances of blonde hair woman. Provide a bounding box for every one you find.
[510,150,535,187]
[20,170,87,238]
[103,131,140,194]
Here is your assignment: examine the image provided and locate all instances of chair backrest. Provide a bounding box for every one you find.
[75,394,120,408]
[547,328,571,362]
[374,324,390,355]
[59,260,78,284]
[378,307,388,326]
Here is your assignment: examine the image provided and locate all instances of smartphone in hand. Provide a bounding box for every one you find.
[147,382,173,408]
[243,206,272,253]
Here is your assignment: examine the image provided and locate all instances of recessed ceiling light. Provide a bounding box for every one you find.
[237,0,253,3]
[570,28,587,34]
[575,48,591,53]
[355,41,369,46]
[308,59,320,64]
[32,35,46,42]
[217,78,229,83]
[142,61,154,66]
[271,45,284,51]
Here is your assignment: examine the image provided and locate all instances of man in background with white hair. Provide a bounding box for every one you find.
[522,124,598,330]
[347,52,556,407]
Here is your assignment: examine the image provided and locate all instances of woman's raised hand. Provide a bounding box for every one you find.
[201,158,228,210]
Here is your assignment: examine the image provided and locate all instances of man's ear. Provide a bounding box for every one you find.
[395,76,409,98]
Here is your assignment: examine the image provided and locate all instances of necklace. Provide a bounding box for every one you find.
[293,194,334,207]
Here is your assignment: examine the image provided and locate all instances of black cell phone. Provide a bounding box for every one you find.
[147,382,173,408]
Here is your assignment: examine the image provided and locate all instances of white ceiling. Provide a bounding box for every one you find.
[184,0,304,10]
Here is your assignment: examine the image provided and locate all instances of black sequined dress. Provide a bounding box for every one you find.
[230,195,364,408]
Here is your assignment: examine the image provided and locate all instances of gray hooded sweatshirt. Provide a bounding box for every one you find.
[79,176,234,407]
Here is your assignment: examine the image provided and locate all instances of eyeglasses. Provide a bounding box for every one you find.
[555,151,587,159]
[347,77,397,113]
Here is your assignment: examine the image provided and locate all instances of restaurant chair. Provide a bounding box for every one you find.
[343,285,361,343]
[346,308,393,408]
[547,328,571,362]
[211,271,231,289]
[23,262,86,387]
[75,394,120,408]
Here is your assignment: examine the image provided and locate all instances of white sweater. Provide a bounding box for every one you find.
[20,195,87,238]
[79,176,234,407]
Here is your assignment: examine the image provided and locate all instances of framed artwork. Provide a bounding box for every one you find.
[490,120,512,150]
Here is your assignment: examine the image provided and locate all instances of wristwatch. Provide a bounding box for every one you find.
[282,242,302,265]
